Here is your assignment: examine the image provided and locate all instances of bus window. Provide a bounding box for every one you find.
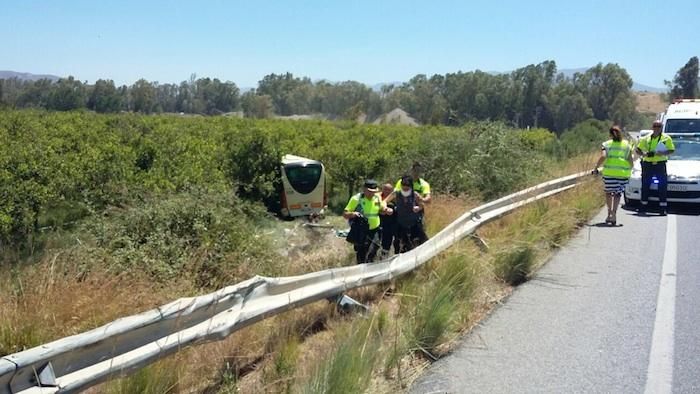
[284,164,322,194]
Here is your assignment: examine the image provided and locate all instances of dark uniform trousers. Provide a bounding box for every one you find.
[641,160,668,207]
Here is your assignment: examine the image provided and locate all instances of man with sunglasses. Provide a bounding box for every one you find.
[635,120,675,215]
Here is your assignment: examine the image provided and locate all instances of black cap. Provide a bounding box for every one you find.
[363,179,379,191]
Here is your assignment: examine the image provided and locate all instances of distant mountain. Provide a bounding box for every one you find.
[558,68,589,78]
[371,81,403,91]
[0,70,61,81]
[631,83,665,93]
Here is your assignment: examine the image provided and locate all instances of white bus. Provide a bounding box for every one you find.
[279,154,327,218]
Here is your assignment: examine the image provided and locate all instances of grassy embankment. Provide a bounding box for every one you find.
[0,110,606,392]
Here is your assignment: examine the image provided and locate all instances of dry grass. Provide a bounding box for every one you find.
[0,258,192,355]
[635,91,667,114]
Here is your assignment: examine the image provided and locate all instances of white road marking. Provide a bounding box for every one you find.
[644,214,678,394]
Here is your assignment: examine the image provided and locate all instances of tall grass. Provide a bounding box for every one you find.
[0,320,43,356]
[302,314,383,394]
[493,245,536,285]
[105,358,181,394]
[406,254,475,356]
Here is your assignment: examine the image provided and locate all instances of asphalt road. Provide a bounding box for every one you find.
[410,205,700,394]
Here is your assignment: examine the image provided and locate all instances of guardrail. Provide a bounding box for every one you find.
[0,171,591,394]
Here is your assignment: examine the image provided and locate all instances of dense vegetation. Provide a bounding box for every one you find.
[0,110,608,274]
[0,59,664,132]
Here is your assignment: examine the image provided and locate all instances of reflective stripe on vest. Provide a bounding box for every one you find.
[602,140,631,178]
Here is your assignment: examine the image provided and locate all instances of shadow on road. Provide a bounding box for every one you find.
[588,222,624,228]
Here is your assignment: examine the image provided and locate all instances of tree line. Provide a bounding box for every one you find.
[0,74,240,115]
[1,58,697,132]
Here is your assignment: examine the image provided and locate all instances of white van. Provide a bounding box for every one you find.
[624,99,700,206]
[279,154,327,218]
[662,98,700,134]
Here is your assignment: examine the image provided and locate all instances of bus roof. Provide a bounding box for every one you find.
[282,154,322,166]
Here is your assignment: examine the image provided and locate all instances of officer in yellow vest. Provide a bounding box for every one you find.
[343,179,392,264]
[635,120,675,215]
[593,125,633,225]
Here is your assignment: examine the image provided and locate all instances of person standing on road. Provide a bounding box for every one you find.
[343,179,392,264]
[593,125,633,225]
[635,120,675,215]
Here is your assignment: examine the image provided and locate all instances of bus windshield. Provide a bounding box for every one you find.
[284,164,322,194]
[665,119,700,133]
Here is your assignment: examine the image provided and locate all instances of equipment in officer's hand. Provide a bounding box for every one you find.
[345,213,369,244]
[655,141,669,152]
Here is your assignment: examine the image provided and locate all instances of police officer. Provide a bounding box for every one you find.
[343,179,391,264]
[635,120,675,215]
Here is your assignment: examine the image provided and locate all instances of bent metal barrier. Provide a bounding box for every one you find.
[0,171,591,393]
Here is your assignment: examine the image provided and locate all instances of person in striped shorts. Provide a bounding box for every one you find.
[592,125,633,225]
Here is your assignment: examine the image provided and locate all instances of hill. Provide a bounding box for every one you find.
[0,70,61,81]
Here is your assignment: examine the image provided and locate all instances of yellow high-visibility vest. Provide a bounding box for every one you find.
[638,134,675,163]
[601,140,632,178]
[344,194,383,230]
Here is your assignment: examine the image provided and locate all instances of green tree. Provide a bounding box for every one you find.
[155,83,179,113]
[46,76,86,111]
[195,78,240,114]
[241,91,274,118]
[575,63,636,126]
[550,79,593,133]
[510,61,557,129]
[130,79,156,113]
[87,79,122,113]
[668,56,699,100]
[257,73,310,115]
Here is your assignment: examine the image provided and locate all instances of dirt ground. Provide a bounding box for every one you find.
[635,91,667,114]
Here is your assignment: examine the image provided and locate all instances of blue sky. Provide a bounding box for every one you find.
[2,0,696,88]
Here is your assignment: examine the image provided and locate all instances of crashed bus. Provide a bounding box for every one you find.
[279,154,327,219]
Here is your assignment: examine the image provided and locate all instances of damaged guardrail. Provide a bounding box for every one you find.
[0,171,591,393]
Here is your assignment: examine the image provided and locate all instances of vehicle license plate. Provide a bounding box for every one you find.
[668,184,688,192]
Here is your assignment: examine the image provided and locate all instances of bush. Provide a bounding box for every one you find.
[0,110,601,265]
[80,190,276,287]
